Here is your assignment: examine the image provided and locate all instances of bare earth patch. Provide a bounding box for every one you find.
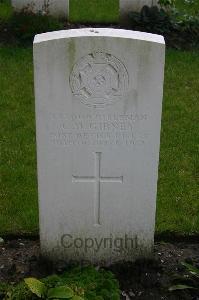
[0,239,199,299]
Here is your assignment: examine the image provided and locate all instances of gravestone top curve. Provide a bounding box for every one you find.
[34,28,165,44]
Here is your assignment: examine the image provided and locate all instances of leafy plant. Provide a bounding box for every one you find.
[24,277,83,299]
[174,10,199,36]
[181,262,199,278]
[2,267,120,300]
[158,0,175,7]
[0,282,9,299]
[169,262,199,292]
[169,284,195,291]
[129,5,174,34]
[24,278,47,298]
[128,3,199,48]
[8,11,62,42]
[0,0,63,44]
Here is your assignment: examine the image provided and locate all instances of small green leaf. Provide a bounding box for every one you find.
[24,278,46,298]
[47,286,74,299]
[181,262,199,277]
[71,296,84,300]
[169,284,195,291]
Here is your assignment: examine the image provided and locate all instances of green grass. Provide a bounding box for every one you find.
[0,47,38,234]
[156,49,199,234]
[69,0,119,23]
[0,47,198,235]
[68,0,199,24]
[0,0,13,25]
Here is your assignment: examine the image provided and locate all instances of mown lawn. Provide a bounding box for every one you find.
[0,47,198,236]
[69,0,199,24]
[0,47,38,234]
[156,49,199,234]
[69,0,119,23]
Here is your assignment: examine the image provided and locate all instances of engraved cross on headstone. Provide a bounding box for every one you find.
[72,152,123,225]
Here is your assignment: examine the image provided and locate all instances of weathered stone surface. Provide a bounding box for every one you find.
[34,28,165,264]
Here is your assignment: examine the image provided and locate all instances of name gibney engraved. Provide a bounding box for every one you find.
[49,113,148,147]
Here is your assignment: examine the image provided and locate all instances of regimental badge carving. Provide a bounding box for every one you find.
[69,52,129,108]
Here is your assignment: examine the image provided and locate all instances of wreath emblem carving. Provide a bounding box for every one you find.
[69,52,129,108]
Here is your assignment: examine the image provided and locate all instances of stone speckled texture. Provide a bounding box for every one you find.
[34,28,165,264]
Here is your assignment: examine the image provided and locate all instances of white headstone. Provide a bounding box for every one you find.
[12,0,69,18]
[34,28,165,265]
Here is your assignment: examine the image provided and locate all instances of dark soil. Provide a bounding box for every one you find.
[0,238,199,299]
